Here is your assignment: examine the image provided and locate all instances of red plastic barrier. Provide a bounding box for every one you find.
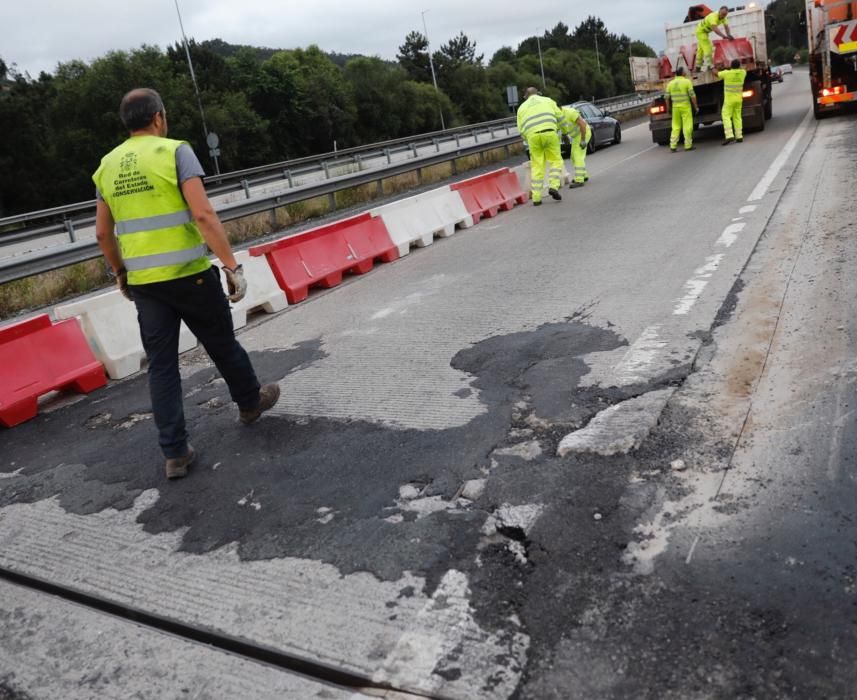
[713,38,754,69]
[0,314,107,428]
[249,213,399,304]
[450,168,525,224]
[681,45,697,72]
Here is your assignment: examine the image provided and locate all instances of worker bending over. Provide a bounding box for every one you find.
[517,87,564,205]
[715,59,747,145]
[560,105,591,189]
[696,5,734,72]
[665,67,699,152]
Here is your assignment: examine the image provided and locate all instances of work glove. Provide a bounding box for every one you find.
[115,266,130,300]
[223,264,247,303]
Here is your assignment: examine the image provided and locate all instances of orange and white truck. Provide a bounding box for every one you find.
[806,0,857,117]
[631,4,773,145]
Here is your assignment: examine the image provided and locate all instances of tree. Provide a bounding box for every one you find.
[397,31,431,83]
[435,32,483,72]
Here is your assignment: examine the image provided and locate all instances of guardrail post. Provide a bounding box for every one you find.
[322,161,331,179]
[355,154,363,170]
[241,179,251,199]
[472,129,479,143]
[64,219,76,242]
[505,123,511,135]
[283,169,293,187]
[384,148,392,164]
[433,138,440,153]
[489,127,495,139]
[455,134,461,147]
[410,143,418,158]
[416,167,422,184]
[328,192,336,210]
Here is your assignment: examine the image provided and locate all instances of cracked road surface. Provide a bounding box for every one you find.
[2,74,857,698]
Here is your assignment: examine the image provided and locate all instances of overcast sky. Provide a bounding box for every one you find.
[4,1,741,77]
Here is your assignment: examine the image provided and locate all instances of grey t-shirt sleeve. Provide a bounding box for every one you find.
[175,142,206,183]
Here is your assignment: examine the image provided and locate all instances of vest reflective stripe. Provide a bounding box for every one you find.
[521,114,558,133]
[671,94,691,101]
[122,244,208,271]
[115,209,194,236]
[724,86,743,92]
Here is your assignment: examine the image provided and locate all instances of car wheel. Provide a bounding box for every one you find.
[587,138,596,154]
[613,125,622,145]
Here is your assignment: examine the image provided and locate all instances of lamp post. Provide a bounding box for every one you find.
[536,31,547,90]
[421,10,446,130]
[174,0,220,174]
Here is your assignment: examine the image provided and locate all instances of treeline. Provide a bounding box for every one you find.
[0,18,653,216]
[765,0,810,65]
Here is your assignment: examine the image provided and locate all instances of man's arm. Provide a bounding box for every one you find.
[95,200,123,273]
[180,177,238,270]
[577,117,589,141]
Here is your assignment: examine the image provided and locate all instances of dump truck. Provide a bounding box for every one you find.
[631,4,773,145]
[806,0,857,117]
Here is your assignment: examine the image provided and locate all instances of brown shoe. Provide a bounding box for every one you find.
[240,383,281,425]
[165,444,196,480]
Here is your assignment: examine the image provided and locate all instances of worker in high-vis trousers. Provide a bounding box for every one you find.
[715,59,747,145]
[93,88,280,480]
[560,105,591,189]
[695,5,734,72]
[516,87,565,205]
[665,67,699,152]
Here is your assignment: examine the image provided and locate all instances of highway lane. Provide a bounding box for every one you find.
[0,72,839,699]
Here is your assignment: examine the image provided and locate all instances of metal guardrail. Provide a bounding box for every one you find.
[0,92,655,285]
[0,133,522,284]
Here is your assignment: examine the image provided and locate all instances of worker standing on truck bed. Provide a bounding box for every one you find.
[715,59,748,145]
[560,105,591,189]
[665,67,699,152]
[516,87,564,205]
[696,6,734,72]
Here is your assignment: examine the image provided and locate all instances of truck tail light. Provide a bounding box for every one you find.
[742,89,754,98]
[822,86,845,97]
[649,105,666,114]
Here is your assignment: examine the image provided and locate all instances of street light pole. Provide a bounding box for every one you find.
[174,0,220,174]
[421,9,446,130]
[594,31,602,72]
[536,31,547,90]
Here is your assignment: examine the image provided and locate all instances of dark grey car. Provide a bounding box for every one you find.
[568,101,622,153]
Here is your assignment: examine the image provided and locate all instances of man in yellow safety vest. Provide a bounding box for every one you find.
[695,6,735,72]
[715,59,748,145]
[665,67,699,152]
[560,105,591,189]
[93,88,280,480]
[516,87,564,205]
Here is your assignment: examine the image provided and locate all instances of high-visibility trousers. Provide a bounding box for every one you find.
[722,97,743,139]
[695,30,713,68]
[570,129,590,183]
[527,130,563,202]
[670,105,694,150]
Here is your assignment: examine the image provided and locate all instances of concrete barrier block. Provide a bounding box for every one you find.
[55,290,197,380]
[217,251,288,330]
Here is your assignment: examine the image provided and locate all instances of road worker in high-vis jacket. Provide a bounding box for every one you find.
[516,87,565,205]
[665,67,699,152]
[695,5,734,72]
[93,88,280,480]
[715,59,748,145]
[560,105,591,189]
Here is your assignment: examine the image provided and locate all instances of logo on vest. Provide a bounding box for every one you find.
[113,150,154,198]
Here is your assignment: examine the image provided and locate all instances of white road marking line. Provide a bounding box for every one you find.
[685,535,701,564]
[673,254,725,315]
[716,222,746,248]
[731,217,744,222]
[597,145,658,174]
[614,326,667,385]
[747,109,812,202]
[739,205,757,214]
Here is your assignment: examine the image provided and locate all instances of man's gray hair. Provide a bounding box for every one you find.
[119,88,165,131]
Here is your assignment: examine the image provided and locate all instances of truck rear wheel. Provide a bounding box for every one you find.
[764,98,772,121]
[652,131,670,146]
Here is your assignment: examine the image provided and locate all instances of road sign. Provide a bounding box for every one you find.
[209,148,221,157]
[830,20,857,54]
[206,132,220,149]
[506,85,519,108]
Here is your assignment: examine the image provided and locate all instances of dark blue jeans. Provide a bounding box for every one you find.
[130,267,260,459]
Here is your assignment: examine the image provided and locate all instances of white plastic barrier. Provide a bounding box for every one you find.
[216,250,288,330]
[54,290,197,380]
[513,162,572,196]
[369,185,474,257]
